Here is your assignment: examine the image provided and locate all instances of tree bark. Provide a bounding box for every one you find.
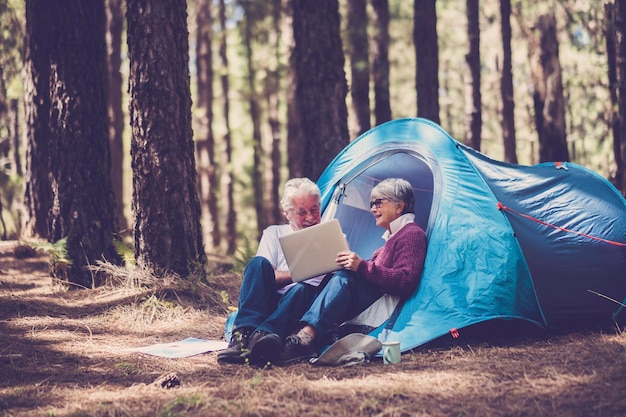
[500,0,517,164]
[10,99,21,177]
[414,0,440,125]
[23,0,53,239]
[526,13,569,162]
[241,0,267,237]
[286,0,305,179]
[218,0,237,254]
[106,0,127,233]
[614,0,626,195]
[347,0,370,137]
[267,0,283,225]
[464,0,482,150]
[44,0,121,287]
[291,0,349,180]
[127,0,206,276]
[371,0,392,126]
[195,0,221,251]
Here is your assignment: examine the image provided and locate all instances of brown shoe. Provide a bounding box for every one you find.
[275,334,316,366]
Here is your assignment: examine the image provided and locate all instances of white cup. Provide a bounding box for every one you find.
[382,341,401,365]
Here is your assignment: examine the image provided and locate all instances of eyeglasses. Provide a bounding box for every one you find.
[293,206,320,217]
[369,198,389,209]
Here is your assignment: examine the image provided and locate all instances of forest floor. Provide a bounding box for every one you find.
[1,240,626,417]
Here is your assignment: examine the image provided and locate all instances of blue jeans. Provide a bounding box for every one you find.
[301,269,385,336]
[233,256,325,338]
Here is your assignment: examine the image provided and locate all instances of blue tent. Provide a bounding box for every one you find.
[317,118,626,352]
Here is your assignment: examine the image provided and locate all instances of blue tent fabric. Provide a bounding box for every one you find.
[317,118,626,353]
[463,148,626,325]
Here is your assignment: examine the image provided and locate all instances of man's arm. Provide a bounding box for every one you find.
[273,270,293,289]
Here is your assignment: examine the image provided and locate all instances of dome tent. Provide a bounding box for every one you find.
[317,118,626,353]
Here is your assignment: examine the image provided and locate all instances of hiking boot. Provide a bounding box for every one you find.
[275,334,317,366]
[248,330,282,367]
[217,327,253,364]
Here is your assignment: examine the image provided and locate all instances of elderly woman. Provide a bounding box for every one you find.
[218,178,327,366]
[276,177,427,366]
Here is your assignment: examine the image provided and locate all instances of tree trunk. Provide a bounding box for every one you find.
[43,0,121,287]
[347,0,370,138]
[0,95,21,178]
[291,0,349,180]
[241,0,267,237]
[218,0,237,255]
[464,0,481,150]
[23,0,53,239]
[413,0,440,125]
[371,0,392,126]
[127,0,206,276]
[614,0,626,195]
[267,0,283,225]
[0,68,7,160]
[10,99,21,177]
[195,0,221,251]
[527,13,569,162]
[106,0,127,233]
[286,0,305,179]
[500,0,517,164]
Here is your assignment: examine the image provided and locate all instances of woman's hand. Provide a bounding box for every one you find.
[336,251,362,272]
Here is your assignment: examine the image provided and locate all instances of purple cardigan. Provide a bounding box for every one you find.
[355,222,427,297]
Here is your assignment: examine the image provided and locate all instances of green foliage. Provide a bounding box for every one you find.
[248,370,265,388]
[186,257,207,285]
[0,0,24,86]
[156,395,203,417]
[140,294,178,323]
[114,362,139,376]
[231,234,256,274]
[220,289,231,306]
[113,238,135,267]
[0,172,22,239]
[24,238,72,266]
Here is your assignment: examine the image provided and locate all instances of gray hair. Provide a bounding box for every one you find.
[280,177,321,212]
[371,178,415,214]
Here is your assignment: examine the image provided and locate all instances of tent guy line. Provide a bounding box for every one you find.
[497,202,626,247]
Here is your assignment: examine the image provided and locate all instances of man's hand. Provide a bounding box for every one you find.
[274,270,293,288]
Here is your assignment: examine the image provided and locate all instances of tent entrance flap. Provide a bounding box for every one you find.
[331,151,434,259]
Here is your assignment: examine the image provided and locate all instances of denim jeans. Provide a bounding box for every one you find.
[301,269,385,336]
[233,256,324,338]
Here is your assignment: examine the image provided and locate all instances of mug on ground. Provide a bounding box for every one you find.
[382,340,401,365]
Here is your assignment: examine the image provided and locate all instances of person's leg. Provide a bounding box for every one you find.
[232,256,280,329]
[276,271,384,366]
[256,282,322,338]
[218,256,279,364]
[302,270,384,337]
[248,280,326,366]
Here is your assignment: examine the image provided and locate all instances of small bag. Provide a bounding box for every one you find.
[310,333,382,367]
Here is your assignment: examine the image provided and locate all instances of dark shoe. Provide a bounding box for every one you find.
[248,330,282,367]
[217,327,253,364]
[275,334,317,366]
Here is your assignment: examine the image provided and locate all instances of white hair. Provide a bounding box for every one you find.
[280,178,321,212]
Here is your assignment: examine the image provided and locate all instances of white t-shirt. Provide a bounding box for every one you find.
[256,224,326,294]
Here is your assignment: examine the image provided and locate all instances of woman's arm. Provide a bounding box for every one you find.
[356,224,427,296]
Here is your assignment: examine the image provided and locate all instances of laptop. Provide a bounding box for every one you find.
[279,218,349,282]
